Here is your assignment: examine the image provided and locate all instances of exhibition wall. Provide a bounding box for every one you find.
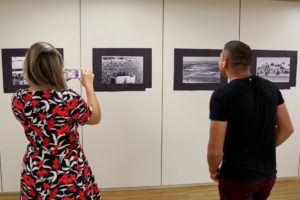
[80,0,163,188]
[0,0,299,192]
[240,0,300,178]
[162,0,240,185]
[0,0,81,192]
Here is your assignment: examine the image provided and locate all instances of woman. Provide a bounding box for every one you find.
[11,42,102,200]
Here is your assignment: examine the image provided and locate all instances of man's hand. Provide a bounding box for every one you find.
[207,120,227,182]
[210,168,220,182]
[276,103,294,146]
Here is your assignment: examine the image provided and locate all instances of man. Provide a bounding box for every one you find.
[207,41,294,200]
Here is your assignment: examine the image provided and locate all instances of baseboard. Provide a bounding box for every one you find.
[1,176,299,194]
[100,176,300,191]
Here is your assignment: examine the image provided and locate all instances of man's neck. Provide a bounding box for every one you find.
[227,71,251,82]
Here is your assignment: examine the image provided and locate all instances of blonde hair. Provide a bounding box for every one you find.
[24,42,67,90]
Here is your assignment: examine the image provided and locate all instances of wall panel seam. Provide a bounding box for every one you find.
[79,0,84,149]
[0,151,3,192]
[298,151,300,176]
[160,0,166,186]
[239,0,242,40]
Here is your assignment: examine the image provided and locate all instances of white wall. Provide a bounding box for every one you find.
[0,0,299,192]
[162,0,240,185]
[240,0,300,178]
[0,0,81,192]
[80,0,163,188]
[0,151,2,192]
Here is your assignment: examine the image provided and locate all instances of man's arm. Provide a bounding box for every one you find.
[207,120,227,182]
[276,103,294,147]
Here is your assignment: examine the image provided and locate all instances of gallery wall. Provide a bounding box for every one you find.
[162,0,240,185]
[0,0,81,192]
[240,0,300,178]
[80,0,163,188]
[0,0,299,192]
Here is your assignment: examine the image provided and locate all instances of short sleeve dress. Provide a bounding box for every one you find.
[11,89,102,200]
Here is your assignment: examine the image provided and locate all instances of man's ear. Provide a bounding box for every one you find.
[223,58,230,69]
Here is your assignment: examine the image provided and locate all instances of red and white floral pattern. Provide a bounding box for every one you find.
[12,89,102,200]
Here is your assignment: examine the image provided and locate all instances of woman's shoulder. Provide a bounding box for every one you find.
[60,88,81,98]
[12,88,82,100]
[12,89,27,99]
[14,88,27,94]
[11,89,29,106]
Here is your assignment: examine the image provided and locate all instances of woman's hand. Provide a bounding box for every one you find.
[80,68,94,89]
[62,68,71,81]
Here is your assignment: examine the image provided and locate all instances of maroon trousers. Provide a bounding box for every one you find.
[218,174,276,200]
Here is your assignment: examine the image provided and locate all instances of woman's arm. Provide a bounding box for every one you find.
[80,68,101,125]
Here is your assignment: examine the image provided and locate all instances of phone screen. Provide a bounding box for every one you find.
[66,69,81,79]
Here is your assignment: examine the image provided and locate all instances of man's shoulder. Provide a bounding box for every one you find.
[214,82,230,92]
[255,76,279,90]
[255,75,271,83]
[213,82,234,96]
[210,84,231,103]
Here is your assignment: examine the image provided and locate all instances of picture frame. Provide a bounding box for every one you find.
[174,49,227,90]
[1,48,64,93]
[251,50,297,89]
[93,48,152,92]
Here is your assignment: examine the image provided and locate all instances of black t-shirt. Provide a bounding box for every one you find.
[209,75,284,181]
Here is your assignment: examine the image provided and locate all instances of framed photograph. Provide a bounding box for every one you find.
[1,48,64,93]
[251,50,297,89]
[174,49,227,90]
[93,48,152,91]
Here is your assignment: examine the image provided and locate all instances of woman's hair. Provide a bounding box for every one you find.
[23,42,67,90]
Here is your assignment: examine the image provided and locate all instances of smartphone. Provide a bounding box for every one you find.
[65,69,81,79]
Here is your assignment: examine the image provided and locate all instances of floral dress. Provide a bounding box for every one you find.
[11,89,102,200]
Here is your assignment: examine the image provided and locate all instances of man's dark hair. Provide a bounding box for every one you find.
[223,40,251,70]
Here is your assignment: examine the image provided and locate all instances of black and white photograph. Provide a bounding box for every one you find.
[256,57,290,83]
[1,48,64,93]
[251,50,297,89]
[93,48,152,91]
[183,56,220,84]
[102,56,143,85]
[12,56,27,86]
[174,49,227,90]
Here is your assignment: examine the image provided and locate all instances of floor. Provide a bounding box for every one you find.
[0,178,299,200]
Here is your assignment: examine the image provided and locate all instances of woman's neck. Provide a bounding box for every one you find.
[28,87,47,92]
